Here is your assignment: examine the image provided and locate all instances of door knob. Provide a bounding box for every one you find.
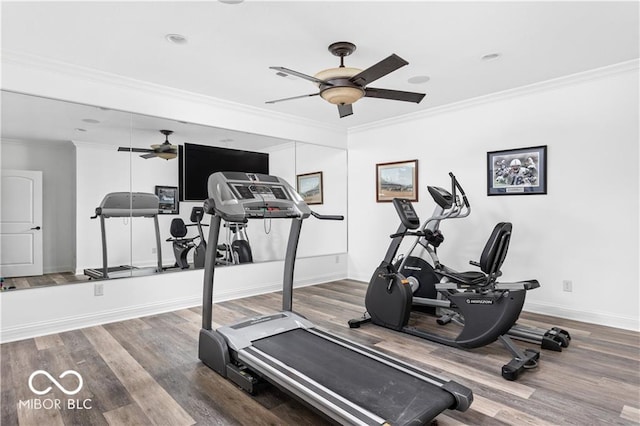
[30,226,41,230]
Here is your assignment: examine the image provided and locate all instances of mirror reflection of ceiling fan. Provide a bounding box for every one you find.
[118,129,178,160]
[267,41,426,118]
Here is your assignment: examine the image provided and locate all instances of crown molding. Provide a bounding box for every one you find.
[349,58,640,135]
[1,50,345,136]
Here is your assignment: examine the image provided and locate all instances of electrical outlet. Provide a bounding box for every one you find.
[152,247,157,254]
[335,255,340,264]
[562,280,573,292]
[94,283,104,296]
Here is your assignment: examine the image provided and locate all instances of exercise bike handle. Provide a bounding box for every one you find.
[449,172,470,208]
[310,211,344,221]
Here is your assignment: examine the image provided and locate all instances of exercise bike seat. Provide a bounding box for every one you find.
[436,222,512,288]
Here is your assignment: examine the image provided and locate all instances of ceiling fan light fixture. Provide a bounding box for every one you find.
[156,152,178,160]
[320,87,365,105]
[314,67,364,105]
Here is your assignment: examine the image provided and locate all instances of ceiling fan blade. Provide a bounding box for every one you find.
[118,147,154,153]
[365,87,426,103]
[140,152,157,159]
[350,54,409,86]
[266,93,320,104]
[270,67,332,85]
[337,103,353,118]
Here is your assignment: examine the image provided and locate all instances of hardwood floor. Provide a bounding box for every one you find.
[1,279,639,425]
[2,272,90,290]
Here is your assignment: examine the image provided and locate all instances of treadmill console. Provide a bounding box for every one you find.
[392,198,420,230]
[207,171,311,222]
[427,186,454,209]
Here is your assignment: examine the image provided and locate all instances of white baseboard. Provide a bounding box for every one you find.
[523,301,639,332]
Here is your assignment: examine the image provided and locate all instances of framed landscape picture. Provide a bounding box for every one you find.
[487,145,547,196]
[297,171,323,205]
[376,159,418,202]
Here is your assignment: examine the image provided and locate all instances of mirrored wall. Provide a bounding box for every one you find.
[0,90,347,290]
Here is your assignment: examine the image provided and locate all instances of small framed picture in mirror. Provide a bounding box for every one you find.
[297,171,323,205]
[155,185,179,214]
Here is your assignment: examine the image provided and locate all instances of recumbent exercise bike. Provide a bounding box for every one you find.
[349,173,541,380]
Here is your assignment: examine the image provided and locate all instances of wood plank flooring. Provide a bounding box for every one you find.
[2,272,90,290]
[1,279,639,425]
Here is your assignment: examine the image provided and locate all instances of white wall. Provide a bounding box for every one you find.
[1,139,76,274]
[347,64,639,330]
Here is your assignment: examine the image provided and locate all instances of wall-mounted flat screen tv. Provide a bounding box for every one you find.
[179,143,269,201]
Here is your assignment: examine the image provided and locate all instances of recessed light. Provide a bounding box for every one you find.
[408,75,430,84]
[219,0,244,4]
[81,118,100,124]
[220,138,234,143]
[75,128,87,132]
[481,53,501,61]
[165,34,188,45]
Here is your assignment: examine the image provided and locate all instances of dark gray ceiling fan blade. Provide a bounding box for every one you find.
[350,54,409,86]
[266,93,320,104]
[118,147,153,153]
[365,87,426,103]
[270,67,332,85]
[338,103,353,118]
[140,152,157,159]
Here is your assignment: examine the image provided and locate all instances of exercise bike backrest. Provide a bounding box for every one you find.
[170,218,191,239]
[477,222,512,277]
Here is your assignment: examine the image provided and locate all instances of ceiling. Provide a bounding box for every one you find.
[1,1,639,130]
[1,90,294,151]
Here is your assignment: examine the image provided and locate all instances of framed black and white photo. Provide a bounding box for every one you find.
[155,185,179,214]
[487,146,547,196]
[297,171,323,205]
[376,159,418,202]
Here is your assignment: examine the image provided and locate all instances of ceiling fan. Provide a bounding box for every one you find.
[118,130,178,160]
[266,41,426,118]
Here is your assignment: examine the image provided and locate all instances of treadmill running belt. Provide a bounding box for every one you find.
[252,328,455,424]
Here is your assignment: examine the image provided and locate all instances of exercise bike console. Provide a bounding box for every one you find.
[392,198,421,229]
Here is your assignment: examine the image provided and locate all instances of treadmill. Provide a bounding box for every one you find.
[198,172,473,425]
[84,192,163,279]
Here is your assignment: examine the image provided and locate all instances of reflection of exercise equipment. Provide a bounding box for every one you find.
[349,174,541,380]
[199,171,472,424]
[84,192,162,279]
[167,207,209,270]
[226,222,253,264]
[397,173,571,352]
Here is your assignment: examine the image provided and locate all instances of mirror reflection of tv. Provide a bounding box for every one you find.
[179,143,269,201]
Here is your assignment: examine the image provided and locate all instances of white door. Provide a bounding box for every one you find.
[1,169,43,277]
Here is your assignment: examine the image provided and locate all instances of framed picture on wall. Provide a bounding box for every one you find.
[296,171,323,205]
[487,145,547,196]
[155,185,179,214]
[376,159,418,202]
